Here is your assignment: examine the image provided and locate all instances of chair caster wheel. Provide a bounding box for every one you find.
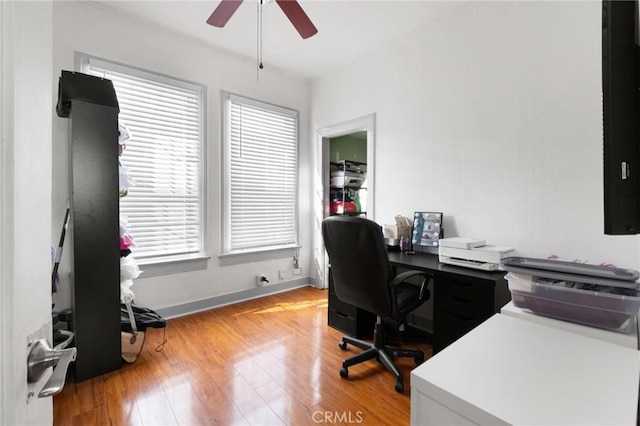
[395,380,404,393]
[340,367,348,378]
[338,340,347,350]
[415,355,424,365]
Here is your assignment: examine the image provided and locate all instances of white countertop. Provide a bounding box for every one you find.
[411,314,640,425]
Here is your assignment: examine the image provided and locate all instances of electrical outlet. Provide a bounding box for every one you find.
[256,274,268,286]
[278,269,288,279]
[292,268,302,276]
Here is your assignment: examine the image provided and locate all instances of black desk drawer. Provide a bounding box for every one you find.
[328,307,375,338]
[437,276,492,299]
[329,295,358,317]
[328,308,358,336]
[327,295,375,339]
[438,290,493,319]
[437,309,485,329]
[433,310,486,353]
[434,276,495,353]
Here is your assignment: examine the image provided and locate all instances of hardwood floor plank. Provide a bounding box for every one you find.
[162,380,216,426]
[135,385,179,426]
[222,374,283,425]
[54,286,432,425]
[69,404,108,426]
[103,369,143,425]
[75,376,106,414]
[233,357,274,389]
[189,375,249,425]
[254,379,314,425]
[53,383,80,423]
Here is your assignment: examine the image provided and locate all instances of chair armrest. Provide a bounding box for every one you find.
[389,270,434,304]
[389,270,433,286]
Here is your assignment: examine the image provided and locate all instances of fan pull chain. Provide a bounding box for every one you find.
[257,0,264,80]
[259,0,264,70]
[256,2,260,81]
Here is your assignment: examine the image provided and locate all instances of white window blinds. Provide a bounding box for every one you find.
[223,93,298,253]
[80,55,205,260]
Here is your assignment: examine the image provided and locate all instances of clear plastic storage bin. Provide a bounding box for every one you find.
[506,272,640,333]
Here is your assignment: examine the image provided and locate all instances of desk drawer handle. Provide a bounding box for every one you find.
[450,296,474,305]
[449,312,475,322]
[450,281,474,287]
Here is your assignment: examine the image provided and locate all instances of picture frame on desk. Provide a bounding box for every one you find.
[412,212,443,254]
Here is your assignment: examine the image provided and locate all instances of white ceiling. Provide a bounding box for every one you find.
[91,0,460,80]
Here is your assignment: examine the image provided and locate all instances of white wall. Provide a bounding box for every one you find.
[52,1,312,311]
[312,1,640,271]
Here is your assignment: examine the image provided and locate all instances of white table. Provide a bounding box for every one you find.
[411,314,640,425]
[501,301,638,349]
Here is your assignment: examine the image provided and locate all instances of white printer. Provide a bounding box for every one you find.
[439,237,515,271]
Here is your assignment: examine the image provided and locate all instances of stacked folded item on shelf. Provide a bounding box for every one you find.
[500,257,640,333]
[330,163,366,188]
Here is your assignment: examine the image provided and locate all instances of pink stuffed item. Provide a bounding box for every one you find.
[120,234,135,250]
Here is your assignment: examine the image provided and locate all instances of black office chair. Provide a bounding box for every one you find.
[322,216,433,393]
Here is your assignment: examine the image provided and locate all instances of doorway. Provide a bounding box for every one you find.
[326,132,368,218]
[314,114,375,289]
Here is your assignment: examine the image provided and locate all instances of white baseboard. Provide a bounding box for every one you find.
[155,277,313,319]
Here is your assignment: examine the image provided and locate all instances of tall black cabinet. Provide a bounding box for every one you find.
[57,71,122,381]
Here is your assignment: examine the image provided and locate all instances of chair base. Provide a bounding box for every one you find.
[338,321,425,393]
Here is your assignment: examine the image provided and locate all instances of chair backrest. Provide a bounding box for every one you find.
[322,216,395,317]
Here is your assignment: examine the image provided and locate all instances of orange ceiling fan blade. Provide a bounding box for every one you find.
[275,0,318,39]
[207,0,244,27]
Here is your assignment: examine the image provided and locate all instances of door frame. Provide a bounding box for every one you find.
[315,113,375,289]
[1,1,16,420]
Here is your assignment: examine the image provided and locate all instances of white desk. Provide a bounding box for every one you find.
[501,301,638,349]
[411,314,640,425]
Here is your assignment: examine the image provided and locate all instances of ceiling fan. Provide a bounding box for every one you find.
[206,0,318,39]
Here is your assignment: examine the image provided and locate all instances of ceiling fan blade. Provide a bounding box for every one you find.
[275,0,318,39]
[206,0,244,28]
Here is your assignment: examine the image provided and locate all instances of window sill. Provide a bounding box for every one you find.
[218,245,301,266]
[136,254,210,278]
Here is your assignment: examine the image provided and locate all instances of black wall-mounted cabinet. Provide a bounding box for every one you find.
[602,0,640,235]
[58,71,122,381]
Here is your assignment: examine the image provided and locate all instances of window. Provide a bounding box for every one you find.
[78,53,206,270]
[221,92,298,255]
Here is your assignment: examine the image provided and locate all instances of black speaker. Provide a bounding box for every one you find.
[56,70,119,118]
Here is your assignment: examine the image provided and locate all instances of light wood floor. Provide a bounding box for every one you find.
[53,286,432,425]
